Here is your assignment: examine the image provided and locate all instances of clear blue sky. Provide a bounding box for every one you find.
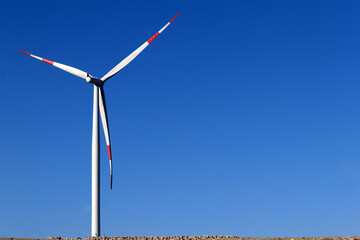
[1,0,360,238]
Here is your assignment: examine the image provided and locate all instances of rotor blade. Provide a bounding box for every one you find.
[101,13,180,82]
[19,50,89,80]
[99,86,113,189]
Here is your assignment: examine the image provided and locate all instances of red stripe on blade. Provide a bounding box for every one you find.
[42,59,54,65]
[170,13,180,23]
[147,32,159,43]
[107,145,112,160]
[19,50,31,56]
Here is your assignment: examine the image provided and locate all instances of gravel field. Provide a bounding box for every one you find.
[1,236,360,240]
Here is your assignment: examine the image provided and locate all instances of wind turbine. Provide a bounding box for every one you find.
[19,13,180,237]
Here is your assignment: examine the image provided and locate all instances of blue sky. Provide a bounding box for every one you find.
[1,0,360,238]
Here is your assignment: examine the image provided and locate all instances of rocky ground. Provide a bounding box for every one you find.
[1,236,360,240]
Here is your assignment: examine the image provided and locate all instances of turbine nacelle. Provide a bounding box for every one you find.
[86,76,104,86]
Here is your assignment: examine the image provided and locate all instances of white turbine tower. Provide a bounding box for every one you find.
[19,13,180,237]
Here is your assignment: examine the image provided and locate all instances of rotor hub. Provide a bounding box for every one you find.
[86,76,104,86]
